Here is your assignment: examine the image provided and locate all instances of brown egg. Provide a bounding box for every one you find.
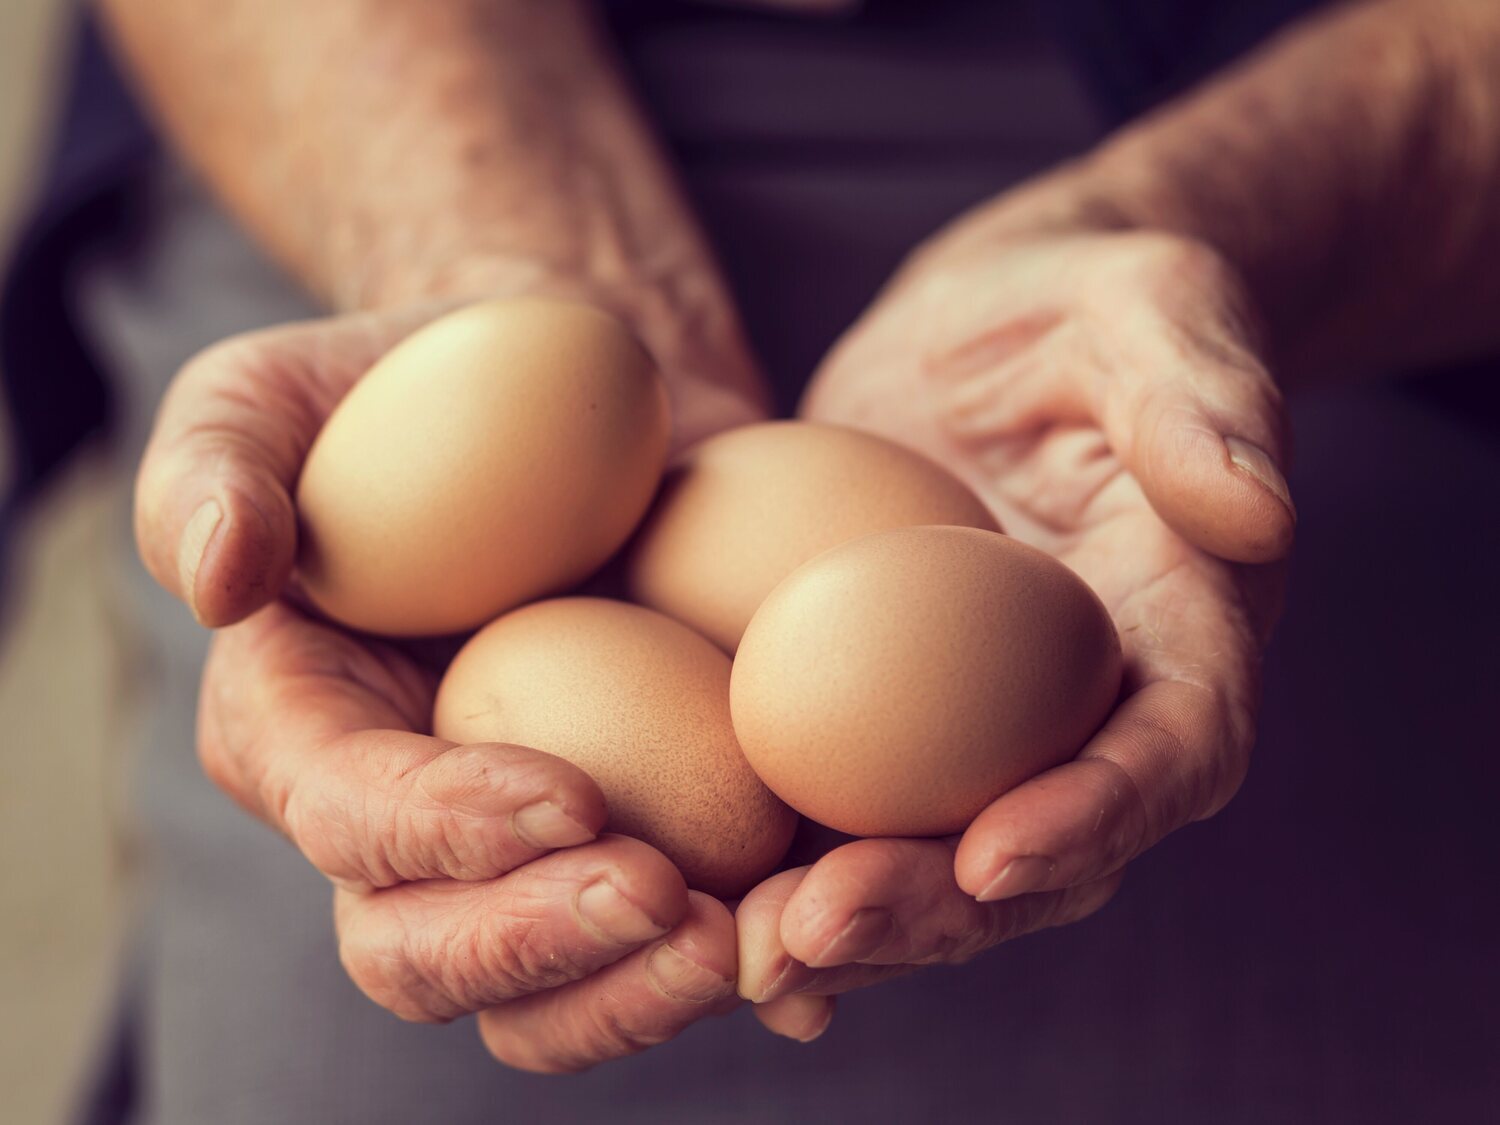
[623,420,999,652]
[433,597,796,897]
[296,299,669,636]
[730,526,1122,837]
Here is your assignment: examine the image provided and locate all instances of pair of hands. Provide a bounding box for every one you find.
[134,201,1293,1071]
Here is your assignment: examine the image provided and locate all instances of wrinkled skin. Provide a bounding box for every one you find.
[744,220,1292,1038]
[138,296,764,1072]
[136,214,1291,1064]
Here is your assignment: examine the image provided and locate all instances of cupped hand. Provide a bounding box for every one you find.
[135,296,766,1071]
[742,214,1294,1039]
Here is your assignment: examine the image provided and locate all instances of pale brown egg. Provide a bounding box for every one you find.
[622,420,999,652]
[296,299,670,636]
[730,526,1122,837]
[433,597,797,897]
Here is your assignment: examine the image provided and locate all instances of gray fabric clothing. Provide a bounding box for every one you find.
[73,6,1499,1123]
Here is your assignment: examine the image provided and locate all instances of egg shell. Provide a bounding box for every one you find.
[433,597,797,897]
[730,525,1122,837]
[295,299,670,636]
[623,420,999,652]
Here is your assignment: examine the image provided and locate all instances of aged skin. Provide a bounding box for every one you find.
[109,0,1500,1065]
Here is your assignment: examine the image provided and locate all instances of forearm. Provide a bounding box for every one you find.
[99,0,757,395]
[1011,0,1500,384]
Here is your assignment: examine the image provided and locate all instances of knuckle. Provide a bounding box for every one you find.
[281,766,389,886]
[165,339,280,432]
[479,1019,591,1075]
[496,994,680,1074]
[357,898,565,1023]
[479,994,677,1076]
[979,892,1058,949]
[166,329,324,463]
[1010,885,1086,939]
[413,904,535,1014]
[583,999,675,1061]
[1002,879,1120,945]
[339,896,571,1025]
[380,749,538,884]
[929,925,993,966]
[419,742,521,807]
[1082,755,1157,869]
[473,914,579,997]
[1093,683,1253,843]
[287,741,450,888]
[1166,685,1244,825]
[338,912,453,1024]
[354,751,442,883]
[419,742,570,822]
[999,895,1050,942]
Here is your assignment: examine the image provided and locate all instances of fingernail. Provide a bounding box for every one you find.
[178,499,223,623]
[576,880,669,946]
[1225,436,1296,520]
[646,943,734,1004]
[976,856,1054,902]
[807,908,894,969]
[743,954,802,1005]
[512,801,594,850]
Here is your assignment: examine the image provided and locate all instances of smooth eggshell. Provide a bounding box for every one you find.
[730,526,1122,837]
[434,597,796,897]
[296,299,670,636]
[623,420,998,652]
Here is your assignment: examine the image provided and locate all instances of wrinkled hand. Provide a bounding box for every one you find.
[135,299,765,1071]
[742,217,1294,1042]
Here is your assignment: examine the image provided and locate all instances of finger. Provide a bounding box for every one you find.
[763,883,1115,1000]
[135,306,436,625]
[750,880,1116,1013]
[917,237,1295,564]
[778,838,1120,972]
[335,835,687,1023]
[736,867,816,1003]
[924,305,1095,438]
[1099,244,1295,565]
[955,679,1246,902]
[201,601,607,889]
[477,891,738,1074]
[752,994,836,1043]
[736,865,916,1004]
[764,961,916,998]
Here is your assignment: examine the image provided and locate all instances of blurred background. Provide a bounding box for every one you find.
[0,2,131,1123]
[1,3,1497,1123]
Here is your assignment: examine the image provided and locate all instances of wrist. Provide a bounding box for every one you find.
[998,0,1500,383]
[928,145,1340,391]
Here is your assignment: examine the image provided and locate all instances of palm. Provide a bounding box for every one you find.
[962,427,1257,707]
[736,231,1292,1038]
[802,231,1282,720]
